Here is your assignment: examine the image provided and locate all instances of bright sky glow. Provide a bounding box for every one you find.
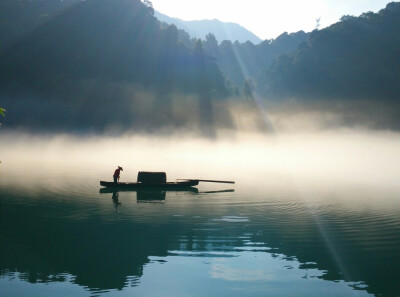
[150,0,393,40]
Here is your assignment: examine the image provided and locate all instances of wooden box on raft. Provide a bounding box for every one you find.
[137,171,167,184]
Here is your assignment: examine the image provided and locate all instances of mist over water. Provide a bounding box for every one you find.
[1,128,399,192]
[1,128,400,297]
[1,1,400,295]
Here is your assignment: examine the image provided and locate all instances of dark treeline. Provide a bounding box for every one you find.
[0,0,227,96]
[257,2,400,100]
[196,2,400,101]
[0,0,399,132]
[157,23,308,92]
[0,0,230,132]
[201,31,308,91]
[0,0,80,54]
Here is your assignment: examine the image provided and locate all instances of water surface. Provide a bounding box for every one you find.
[1,132,400,296]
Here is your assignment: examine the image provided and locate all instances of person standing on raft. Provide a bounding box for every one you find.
[113,166,123,183]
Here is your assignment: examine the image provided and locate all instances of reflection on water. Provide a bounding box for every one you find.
[1,178,399,296]
[1,132,400,296]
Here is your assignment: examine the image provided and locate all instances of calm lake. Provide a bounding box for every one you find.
[1,131,400,297]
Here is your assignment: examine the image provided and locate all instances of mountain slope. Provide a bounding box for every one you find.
[155,10,262,44]
[0,0,227,94]
[0,0,229,132]
[258,2,400,100]
[0,0,80,54]
[204,31,309,87]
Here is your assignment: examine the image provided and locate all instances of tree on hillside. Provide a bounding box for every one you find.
[203,33,220,58]
[143,0,152,6]
[142,0,154,14]
[243,79,255,99]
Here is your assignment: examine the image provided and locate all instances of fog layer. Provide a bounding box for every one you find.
[1,129,399,195]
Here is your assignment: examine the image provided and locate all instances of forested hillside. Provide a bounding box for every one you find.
[0,0,399,132]
[0,0,230,132]
[257,2,400,100]
[0,0,227,96]
[0,0,80,54]
[0,0,310,99]
[202,31,308,89]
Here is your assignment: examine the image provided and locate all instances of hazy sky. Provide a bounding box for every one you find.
[150,0,393,40]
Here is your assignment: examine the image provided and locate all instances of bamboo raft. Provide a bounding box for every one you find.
[100,171,234,190]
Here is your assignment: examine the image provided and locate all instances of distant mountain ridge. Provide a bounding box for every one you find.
[154,11,262,44]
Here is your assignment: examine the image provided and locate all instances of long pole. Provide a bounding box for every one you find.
[178,179,235,184]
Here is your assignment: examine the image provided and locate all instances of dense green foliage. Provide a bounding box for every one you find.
[0,0,80,54]
[0,0,399,132]
[0,0,231,132]
[0,0,227,96]
[0,0,310,100]
[258,2,400,100]
[202,31,308,89]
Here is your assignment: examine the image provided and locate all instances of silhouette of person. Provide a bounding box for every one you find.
[113,166,123,183]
